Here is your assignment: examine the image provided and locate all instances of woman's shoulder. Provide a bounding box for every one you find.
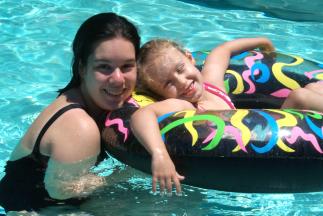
[51,90,97,129]
[62,106,99,136]
[18,97,99,159]
[45,102,100,162]
[45,94,98,137]
[47,99,99,136]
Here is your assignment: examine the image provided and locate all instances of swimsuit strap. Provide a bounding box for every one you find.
[33,104,84,156]
[203,82,235,109]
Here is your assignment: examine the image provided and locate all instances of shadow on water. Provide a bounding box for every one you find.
[37,172,209,216]
[34,163,256,216]
[3,164,323,215]
[38,180,323,216]
[178,0,323,22]
[2,156,321,215]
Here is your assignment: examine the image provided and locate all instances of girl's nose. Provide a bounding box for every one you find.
[175,74,186,88]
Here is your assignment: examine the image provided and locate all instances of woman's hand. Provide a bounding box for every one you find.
[151,151,185,195]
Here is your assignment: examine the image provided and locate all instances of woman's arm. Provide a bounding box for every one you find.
[45,156,105,199]
[130,99,195,194]
[44,110,104,199]
[202,37,275,91]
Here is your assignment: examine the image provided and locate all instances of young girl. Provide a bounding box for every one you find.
[130,38,323,195]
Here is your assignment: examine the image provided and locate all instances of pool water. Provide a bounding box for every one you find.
[0,0,322,215]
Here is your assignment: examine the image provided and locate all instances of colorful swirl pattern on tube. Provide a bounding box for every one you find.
[103,51,323,193]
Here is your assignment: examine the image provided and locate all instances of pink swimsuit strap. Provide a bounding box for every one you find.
[203,82,235,109]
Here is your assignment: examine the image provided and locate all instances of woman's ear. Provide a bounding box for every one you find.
[185,50,196,65]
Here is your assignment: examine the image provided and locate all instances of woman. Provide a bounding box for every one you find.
[0,12,140,212]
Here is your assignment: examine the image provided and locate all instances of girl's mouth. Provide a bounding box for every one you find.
[182,81,196,97]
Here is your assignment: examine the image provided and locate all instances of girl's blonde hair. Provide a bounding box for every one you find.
[136,39,186,99]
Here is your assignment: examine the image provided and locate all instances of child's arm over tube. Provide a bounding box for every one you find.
[202,37,275,92]
[130,99,195,194]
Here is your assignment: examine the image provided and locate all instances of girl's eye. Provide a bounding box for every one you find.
[164,81,172,88]
[176,63,185,73]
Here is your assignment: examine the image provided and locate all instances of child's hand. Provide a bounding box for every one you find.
[151,152,185,195]
[259,37,275,52]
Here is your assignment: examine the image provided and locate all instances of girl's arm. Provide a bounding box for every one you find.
[130,99,195,194]
[202,37,275,91]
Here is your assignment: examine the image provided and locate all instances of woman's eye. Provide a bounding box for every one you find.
[97,64,113,73]
[121,64,135,72]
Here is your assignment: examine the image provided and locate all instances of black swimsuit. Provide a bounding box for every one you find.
[0,104,106,212]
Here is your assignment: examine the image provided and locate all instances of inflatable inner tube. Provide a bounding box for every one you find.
[103,50,323,193]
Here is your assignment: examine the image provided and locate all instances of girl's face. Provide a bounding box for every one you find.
[81,37,137,111]
[146,47,203,103]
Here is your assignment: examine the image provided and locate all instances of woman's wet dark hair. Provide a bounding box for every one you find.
[58,13,141,95]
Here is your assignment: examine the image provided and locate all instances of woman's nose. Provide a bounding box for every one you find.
[109,68,124,84]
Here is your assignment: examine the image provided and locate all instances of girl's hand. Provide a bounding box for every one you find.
[259,37,275,52]
[151,151,185,195]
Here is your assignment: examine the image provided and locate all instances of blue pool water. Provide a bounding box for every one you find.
[1,0,323,215]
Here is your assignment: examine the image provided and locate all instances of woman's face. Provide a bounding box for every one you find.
[81,37,137,111]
